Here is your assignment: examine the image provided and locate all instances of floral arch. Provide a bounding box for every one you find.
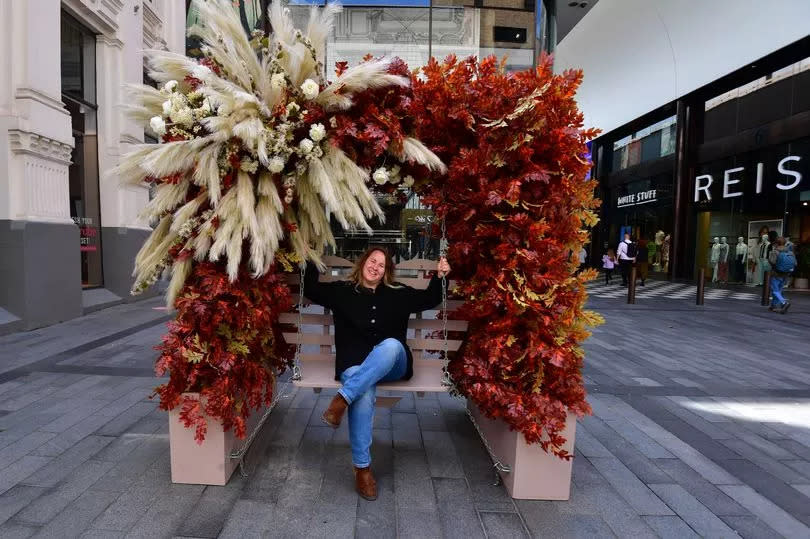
[123,0,601,459]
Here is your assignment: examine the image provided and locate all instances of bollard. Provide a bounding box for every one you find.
[627,266,637,304]
[696,267,705,305]
[761,271,771,307]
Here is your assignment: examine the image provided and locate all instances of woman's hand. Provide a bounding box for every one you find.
[437,257,451,278]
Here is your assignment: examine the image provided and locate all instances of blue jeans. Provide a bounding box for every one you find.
[770,275,787,308]
[338,338,407,468]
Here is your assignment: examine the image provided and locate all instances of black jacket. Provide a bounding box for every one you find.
[303,263,445,381]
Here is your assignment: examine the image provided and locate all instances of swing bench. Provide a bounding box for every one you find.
[280,256,466,395]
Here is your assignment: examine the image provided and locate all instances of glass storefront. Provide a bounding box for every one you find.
[62,13,103,288]
[187,0,545,75]
[690,138,810,285]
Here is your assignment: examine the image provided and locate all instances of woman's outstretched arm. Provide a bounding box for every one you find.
[302,262,341,310]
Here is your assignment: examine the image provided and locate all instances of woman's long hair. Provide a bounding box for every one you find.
[348,246,400,289]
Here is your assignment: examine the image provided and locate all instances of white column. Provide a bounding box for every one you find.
[0,0,74,224]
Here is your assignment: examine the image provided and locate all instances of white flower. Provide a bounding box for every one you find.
[372,167,389,185]
[390,165,401,178]
[191,64,212,81]
[271,73,286,89]
[201,98,211,113]
[162,100,172,116]
[300,79,320,100]
[149,116,166,135]
[298,138,314,154]
[164,80,178,93]
[309,123,326,142]
[240,158,259,173]
[403,175,415,187]
[329,117,337,128]
[170,107,194,128]
[217,103,232,116]
[170,93,186,110]
[269,156,285,173]
[285,102,300,116]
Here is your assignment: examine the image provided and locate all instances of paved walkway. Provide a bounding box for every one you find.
[0,290,809,538]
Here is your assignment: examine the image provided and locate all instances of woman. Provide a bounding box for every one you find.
[303,247,451,500]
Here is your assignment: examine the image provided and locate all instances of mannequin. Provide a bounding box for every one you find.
[735,237,748,283]
[711,237,721,282]
[717,237,730,285]
[755,233,770,286]
[654,230,665,266]
[661,234,671,273]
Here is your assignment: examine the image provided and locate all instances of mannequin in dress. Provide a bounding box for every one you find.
[735,236,748,283]
[755,233,770,286]
[661,234,671,273]
[711,237,721,282]
[717,237,730,285]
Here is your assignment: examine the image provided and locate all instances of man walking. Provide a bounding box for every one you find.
[617,233,637,287]
[768,237,795,314]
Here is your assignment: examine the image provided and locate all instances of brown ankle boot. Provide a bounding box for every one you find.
[354,466,377,500]
[321,393,348,428]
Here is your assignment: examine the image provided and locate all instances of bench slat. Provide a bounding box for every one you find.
[283,333,462,351]
[279,312,468,332]
[293,359,448,392]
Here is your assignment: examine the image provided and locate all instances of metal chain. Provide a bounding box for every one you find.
[229,381,291,477]
[437,216,510,484]
[291,263,305,381]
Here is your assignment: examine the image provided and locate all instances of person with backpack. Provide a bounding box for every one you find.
[767,237,795,314]
[617,233,637,287]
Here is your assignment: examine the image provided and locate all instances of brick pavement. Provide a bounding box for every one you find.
[0,291,809,538]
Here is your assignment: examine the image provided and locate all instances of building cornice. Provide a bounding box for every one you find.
[8,130,74,166]
[14,88,71,117]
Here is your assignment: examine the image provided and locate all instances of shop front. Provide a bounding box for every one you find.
[689,138,810,285]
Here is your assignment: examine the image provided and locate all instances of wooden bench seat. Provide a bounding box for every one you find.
[282,257,466,394]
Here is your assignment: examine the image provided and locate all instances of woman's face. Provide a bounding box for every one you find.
[362,250,387,287]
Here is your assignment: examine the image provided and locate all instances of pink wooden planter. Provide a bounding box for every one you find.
[169,392,271,485]
[468,402,577,500]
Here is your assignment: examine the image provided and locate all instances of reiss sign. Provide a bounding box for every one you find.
[694,156,803,202]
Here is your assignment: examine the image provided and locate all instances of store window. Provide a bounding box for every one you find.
[612,115,676,173]
[607,174,674,273]
[62,13,102,288]
[689,138,809,284]
[186,0,543,74]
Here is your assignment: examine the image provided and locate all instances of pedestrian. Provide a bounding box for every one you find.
[636,238,649,286]
[602,248,616,285]
[767,237,795,314]
[617,233,637,286]
[304,247,450,500]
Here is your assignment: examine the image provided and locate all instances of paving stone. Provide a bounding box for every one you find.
[31,489,115,539]
[0,431,57,470]
[654,458,749,516]
[122,483,205,539]
[0,522,39,539]
[22,435,114,488]
[14,459,116,525]
[478,512,529,538]
[515,499,618,539]
[29,413,119,458]
[574,425,613,458]
[95,402,157,437]
[89,437,166,493]
[392,411,423,450]
[648,483,740,538]
[719,515,783,539]
[217,500,276,538]
[432,478,486,539]
[586,457,673,516]
[720,437,810,483]
[422,430,464,478]
[716,458,810,525]
[0,456,52,495]
[718,484,810,538]
[642,516,700,539]
[0,485,48,525]
[394,450,438,514]
[304,450,358,539]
